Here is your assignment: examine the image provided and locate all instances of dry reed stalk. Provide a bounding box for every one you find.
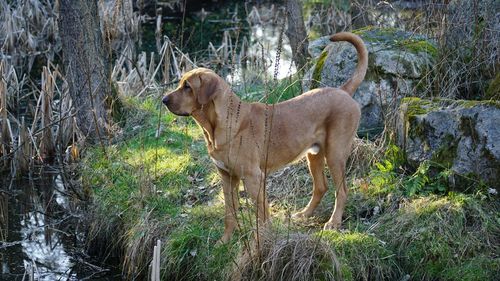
[122,211,164,280]
[223,30,232,63]
[169,42,182,80]
[64,117,80,163]
[155,13,163,53]
[0,61,12,168]
[162,39,171,83]
[39,66,55,162]
[150,239,161,281]
[0,191,8,241]
[100,0,139,54]
[14,117,31,175]
[55,79,74,153]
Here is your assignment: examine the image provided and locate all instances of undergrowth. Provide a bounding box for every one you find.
[81,93,499,280]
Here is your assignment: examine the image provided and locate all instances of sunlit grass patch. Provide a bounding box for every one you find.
[318,230,400,281]
[373,194,500,280]
[165,223,239,281]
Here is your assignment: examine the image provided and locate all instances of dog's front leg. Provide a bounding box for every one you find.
[242,170,270,227]
[217,168,240,244]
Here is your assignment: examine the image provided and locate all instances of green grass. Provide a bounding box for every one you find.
[318,231,399,281]
[373,194,500,280]
[82,92,499,280]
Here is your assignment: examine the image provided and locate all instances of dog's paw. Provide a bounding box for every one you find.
[215,234,231,246]
[322,221,341,230]
[291,210,312,220]
[215,239,226,246]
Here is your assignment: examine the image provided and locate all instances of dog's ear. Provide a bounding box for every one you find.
[195,72,219,105]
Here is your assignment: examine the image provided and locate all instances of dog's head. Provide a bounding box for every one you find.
[162,68,220,116]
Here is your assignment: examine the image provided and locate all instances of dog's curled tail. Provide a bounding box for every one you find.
[330,32,368,96]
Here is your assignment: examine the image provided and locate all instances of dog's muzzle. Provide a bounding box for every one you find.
[162,95,190,116]
[162,95,169,106]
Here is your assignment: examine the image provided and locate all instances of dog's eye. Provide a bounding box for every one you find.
[184,83,191,90]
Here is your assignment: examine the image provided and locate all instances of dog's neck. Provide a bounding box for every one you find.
[192,88,248,153]
[191,104,217,152]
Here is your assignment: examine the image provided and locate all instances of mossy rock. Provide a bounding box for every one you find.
[398,97,500,189]
[353,26,437,58]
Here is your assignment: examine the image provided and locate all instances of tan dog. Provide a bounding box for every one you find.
[163,32,368,243]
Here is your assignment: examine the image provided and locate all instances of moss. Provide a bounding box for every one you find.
[401,97,438,117]
[485,72,500,100]
[354,26,434,50]
[310,49,329,89]
[401,97,438,143]
[401,97,498,168]
[399,38,438,58]
[450,98,500,109]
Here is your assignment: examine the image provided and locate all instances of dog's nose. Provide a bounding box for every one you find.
[162,95,169,105]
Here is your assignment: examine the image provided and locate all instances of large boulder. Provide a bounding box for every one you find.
[304,27,436,136]
[397,98,500,189]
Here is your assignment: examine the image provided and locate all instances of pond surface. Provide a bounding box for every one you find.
[0,171,120,281]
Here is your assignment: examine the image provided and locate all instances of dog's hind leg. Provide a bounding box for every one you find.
[293,152,328,219]
[218,169,241,244]
[324,144,350,230]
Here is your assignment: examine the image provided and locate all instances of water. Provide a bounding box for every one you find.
[0,171,120,281]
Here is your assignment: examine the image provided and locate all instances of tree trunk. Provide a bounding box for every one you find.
[58,0,111,144]
[285,0,310,72]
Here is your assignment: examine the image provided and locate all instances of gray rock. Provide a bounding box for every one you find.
[397,98,500,189]
[304,27,436,135]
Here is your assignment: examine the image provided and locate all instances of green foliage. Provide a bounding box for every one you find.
[367,144,403,194]
[367,143,454,197]
[404,160,449,196]
[263,76,303,103]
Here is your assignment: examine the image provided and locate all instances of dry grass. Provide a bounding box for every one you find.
[231,229,341,281]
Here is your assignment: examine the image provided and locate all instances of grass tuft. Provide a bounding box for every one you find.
[232,229,341,281]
